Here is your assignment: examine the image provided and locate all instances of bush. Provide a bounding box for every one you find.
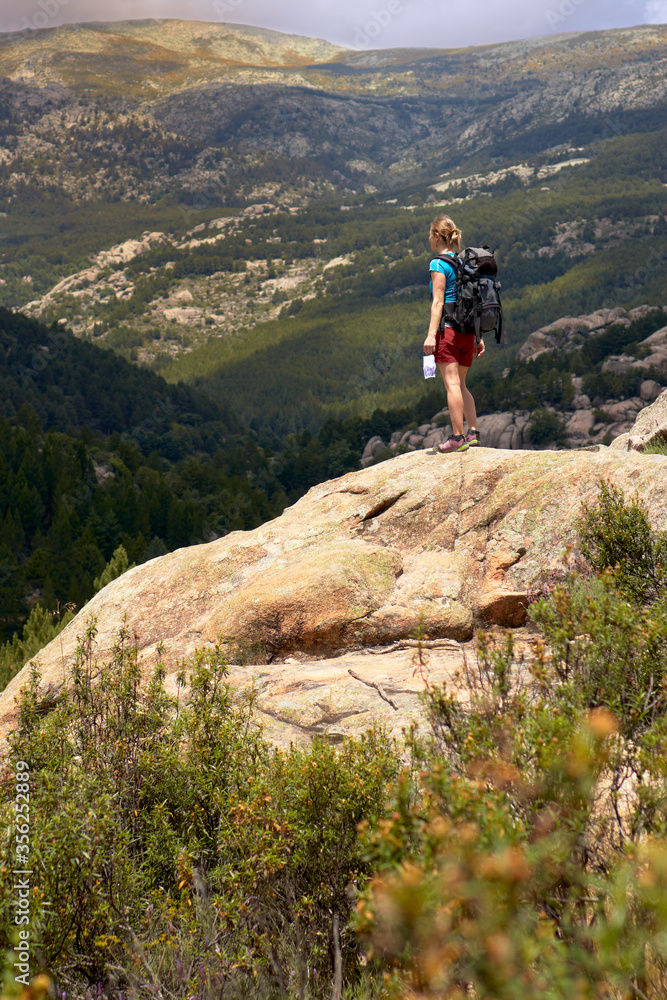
[3,483,667,998]
[354,482,667,998]
[577,479,667,603]
[0,622,400,998]
[358,797,667,999]
[531,575,667,739]
[526,407,567,446]
[356,629,667,998]
[92,544,134,594]
[644,438,667,456]
[0,603,75,692]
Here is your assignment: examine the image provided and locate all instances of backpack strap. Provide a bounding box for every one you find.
[493,279,503,344]
[433,253,461,288]
[495,304,503,344]
[432,254,461,333]
[434,253,461,269]
[472,284,482,343]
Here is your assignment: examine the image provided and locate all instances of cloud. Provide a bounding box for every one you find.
[644,0,667,21]
[2,0,210,33]
[0,0,658,46]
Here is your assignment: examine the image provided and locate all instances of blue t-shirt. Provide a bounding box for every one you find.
[429,253,457,303]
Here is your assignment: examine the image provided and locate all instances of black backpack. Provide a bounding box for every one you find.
[436,247,503,345]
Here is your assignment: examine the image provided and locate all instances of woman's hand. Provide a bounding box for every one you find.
[476,338,485,358]
[424,333,437,355]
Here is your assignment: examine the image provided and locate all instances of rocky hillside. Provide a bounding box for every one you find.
[1,18,666,243]
[17,207,343,363]
[2,20,666,171]
[2,393,667,748]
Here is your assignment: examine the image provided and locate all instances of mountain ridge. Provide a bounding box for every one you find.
[3,20,666,89]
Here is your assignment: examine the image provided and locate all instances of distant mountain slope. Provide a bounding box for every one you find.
[1,18,666,438]
[1,19,665,227]
[1,21,665,170]
[11,121,667,439]
[0,19,346,94]
[1,298,665,669]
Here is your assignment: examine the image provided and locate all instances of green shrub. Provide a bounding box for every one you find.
[0,622,400,998]
[93,543,134,594]
[4,482,667,997]
[643,437,667,456]
[354,482,667,998]
[356,628,667,998]
[577,479,667,603]
[105,325,146,350]
[358,794,667,999]
[0,604,75,692]
[530,575,667,740]
[526,407,567,446]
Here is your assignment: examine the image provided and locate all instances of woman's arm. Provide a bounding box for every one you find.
[424,269,446,355]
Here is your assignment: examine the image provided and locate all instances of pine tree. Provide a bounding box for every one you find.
[93,544,134,595]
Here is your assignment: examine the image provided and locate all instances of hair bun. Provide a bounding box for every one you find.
[430,215,462,251]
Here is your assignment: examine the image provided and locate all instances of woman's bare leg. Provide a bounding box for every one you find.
[459,365,477,430]
[439,361,465,436]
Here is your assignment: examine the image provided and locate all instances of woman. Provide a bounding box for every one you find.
[423,215,483,453]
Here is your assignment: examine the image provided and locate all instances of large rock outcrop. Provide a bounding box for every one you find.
[610,388,667,452]
[2,446,667,747]
[517,306,667,363]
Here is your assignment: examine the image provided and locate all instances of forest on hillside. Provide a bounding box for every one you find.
[0,307,409,680]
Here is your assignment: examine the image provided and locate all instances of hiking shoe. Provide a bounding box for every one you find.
[438,435,469,454]
[465,429,480,447]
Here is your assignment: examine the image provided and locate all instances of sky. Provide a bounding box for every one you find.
[2,0,666,50]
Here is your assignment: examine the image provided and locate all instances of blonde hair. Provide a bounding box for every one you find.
[430,215,462,252]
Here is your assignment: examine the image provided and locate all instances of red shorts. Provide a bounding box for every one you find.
[434,326,475,367]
